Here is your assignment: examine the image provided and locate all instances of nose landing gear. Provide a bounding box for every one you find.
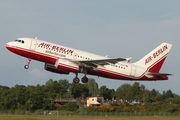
[24,58,31,69]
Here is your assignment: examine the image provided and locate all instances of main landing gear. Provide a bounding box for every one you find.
[81,76,88,83]
[73,77,80,83]
[24,58,31,69]
[73,73,88,84]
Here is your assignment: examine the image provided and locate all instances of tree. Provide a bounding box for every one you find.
[66,102,78,111]
[115,84,132,100]
[58,79,70,95]
[45,79,70,99]
[147,89,157,102]
[45,79,53,86]
[0,79,180,112]
[165,89,174,99]
[99,86,114,100]
[70,83,89,98]
[0,85,10,91]
[27,84,47,110]
[84,78,99,96]
[131,82,141,100]
[14,85,27,109]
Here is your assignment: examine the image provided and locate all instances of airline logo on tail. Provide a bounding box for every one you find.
[134,42,172,77]
[145,44,168,65]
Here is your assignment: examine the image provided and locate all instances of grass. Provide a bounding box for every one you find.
[1,115,180,120]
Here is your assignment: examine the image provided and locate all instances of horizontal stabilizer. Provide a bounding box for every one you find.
[147,72,172,77]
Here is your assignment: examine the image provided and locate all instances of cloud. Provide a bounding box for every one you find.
[29,68,44,77]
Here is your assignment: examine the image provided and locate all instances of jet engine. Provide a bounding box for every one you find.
[54,59,79,73]
[44,63,69,74]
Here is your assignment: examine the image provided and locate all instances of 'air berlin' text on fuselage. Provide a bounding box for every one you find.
[38,42,74,54]
[145,45,168,65]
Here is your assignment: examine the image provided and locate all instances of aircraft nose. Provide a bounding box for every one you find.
[6,42,13,50]
[6,42,10,47]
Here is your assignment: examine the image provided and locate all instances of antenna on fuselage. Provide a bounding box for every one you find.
[35,37,38,39]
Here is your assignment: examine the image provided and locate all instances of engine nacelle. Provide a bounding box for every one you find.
[55,59,79,73]
[44,63,69,74]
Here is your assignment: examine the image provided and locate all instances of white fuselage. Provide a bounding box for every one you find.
[6,37,171,81]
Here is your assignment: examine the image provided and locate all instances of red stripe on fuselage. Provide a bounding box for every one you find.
[6,45,57,64]
[6,45,168,81]
[96,54,168,80]
[58,63,78,73]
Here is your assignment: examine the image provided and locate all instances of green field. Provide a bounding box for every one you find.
[0,115,180,120]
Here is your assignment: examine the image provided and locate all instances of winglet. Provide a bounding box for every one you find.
[126,57,132,63]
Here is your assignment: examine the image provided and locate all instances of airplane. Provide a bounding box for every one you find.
[6,37,172,83]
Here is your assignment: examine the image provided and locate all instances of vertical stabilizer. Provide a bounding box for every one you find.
[134,43,172,73]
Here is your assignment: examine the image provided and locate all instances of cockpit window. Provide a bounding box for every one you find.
[14,40,25,44]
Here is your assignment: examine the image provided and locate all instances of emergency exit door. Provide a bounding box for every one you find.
[130,65,136,76]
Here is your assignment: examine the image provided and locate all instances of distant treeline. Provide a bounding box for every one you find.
[0,78,180,113]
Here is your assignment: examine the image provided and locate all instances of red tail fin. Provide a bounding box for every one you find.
[134,42,172,73]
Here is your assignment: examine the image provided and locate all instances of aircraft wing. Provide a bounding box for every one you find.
[71,57,126,68]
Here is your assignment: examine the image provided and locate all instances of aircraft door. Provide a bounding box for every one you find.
[30,40,37,50]
[130,65,136,76]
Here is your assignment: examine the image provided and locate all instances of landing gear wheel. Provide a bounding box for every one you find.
[73,77,80,83]
[81,76,88,83]
[24,58,31,69]
[24,65,29,69]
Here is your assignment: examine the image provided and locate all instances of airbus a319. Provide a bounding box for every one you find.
[6,37,172,83]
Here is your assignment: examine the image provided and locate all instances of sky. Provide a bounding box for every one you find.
[0,0,180,95]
